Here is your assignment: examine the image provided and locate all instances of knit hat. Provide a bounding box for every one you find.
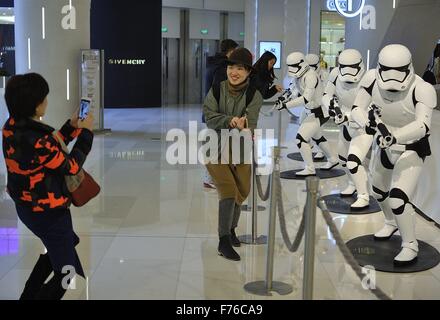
[226,48,254,69]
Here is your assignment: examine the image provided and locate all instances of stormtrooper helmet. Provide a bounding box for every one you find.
[287,52,309,78]
[376,44,415,92]
[338,49,365,83]
[305,54,320,72]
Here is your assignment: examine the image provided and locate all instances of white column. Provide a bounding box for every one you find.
[14,0,91,128]
[244,0,258,58]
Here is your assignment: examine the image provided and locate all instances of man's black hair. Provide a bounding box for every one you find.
[221,39,239,54]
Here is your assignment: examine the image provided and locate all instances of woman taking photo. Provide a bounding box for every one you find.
[203,48,263,261]
[251,51,283,100]
[2,73,94,300]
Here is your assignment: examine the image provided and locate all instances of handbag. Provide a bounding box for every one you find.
[53,131,100,207]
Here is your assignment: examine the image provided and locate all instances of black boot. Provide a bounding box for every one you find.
[230,229,241,247]
[35,271,68,300]
[218,236,241,261]
[20,254,53,300]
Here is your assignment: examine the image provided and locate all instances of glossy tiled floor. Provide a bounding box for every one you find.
[0,105,440,300]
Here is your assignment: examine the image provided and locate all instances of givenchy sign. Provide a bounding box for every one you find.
[108,59,146,65]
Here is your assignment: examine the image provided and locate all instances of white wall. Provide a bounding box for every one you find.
[380,0,440,74]
[345,0,396,70]
[162,7,181,38]
[15,0,91,129]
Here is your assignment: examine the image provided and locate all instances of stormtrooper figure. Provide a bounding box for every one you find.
[351,44,437,265]
[277,52,338,176]
[306,53,329,83]
[322,49,373,209]
[304,53,328,160]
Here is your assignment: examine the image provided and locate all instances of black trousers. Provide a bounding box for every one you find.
[15,204,85,278]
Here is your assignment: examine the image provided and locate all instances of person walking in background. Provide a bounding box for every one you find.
[202,39,239,189]
[250,51,283,100]
[205,39,240,97]
[2,73,94,300]
[203,48,263,261]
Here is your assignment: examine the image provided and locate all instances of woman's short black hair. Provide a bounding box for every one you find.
[5,73,49,119]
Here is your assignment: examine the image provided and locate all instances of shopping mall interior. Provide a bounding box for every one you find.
[0,0,440,301]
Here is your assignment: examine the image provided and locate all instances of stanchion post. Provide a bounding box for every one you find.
[265,146,280,290]
[303,177,320,300]
[277,109,282,148]
[243,146,292,296]
[251,153,258,243]
[239,139,267,245]
[242,137,266,213]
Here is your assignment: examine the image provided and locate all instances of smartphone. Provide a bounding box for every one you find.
[79,98,91,120]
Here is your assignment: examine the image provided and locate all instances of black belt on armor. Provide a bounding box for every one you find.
[309,106,324,119]
[404,135,431,159]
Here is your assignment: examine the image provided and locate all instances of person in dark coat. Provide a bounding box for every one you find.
[203,39,239,189]
[250,51,283,100]
[2,73,94,300]
[205,39,239,97]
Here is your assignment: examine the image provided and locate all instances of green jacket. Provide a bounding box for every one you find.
[203,80,263,164]
[203,80,263,131]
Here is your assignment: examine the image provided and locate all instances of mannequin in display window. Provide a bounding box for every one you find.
[277,52,338,176]
[322,49,373,209]
[351,44,437,265]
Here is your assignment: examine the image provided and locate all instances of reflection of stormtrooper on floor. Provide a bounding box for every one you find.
[322,49,373,209]
[277,52,338,176]
[351,44,437,265]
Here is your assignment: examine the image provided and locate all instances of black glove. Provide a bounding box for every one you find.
[377,134,397,149]
[365,125,377,135]
[276,100,287,111]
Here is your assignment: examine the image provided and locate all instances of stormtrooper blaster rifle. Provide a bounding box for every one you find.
[271,88,291,111]
[329,96,347,125]
[367,104,404,150]
[274,88,298,118]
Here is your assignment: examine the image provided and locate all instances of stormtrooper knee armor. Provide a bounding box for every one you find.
[277,52,338,176]
[351,44,437,264]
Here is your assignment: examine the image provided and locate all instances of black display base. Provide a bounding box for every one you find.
[321,194,381,215]
[287,152,327,163]
[346,235,440,273]
[280,169,345,180]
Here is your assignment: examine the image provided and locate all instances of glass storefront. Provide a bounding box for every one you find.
[0,7,15,83]
[319,11,345,69]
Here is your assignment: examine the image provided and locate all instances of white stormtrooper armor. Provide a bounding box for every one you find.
[304,53,328,160]
[306,53,329,83]
[351,44,437,265]
[322,49,373,209]
[278,52,338,176]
